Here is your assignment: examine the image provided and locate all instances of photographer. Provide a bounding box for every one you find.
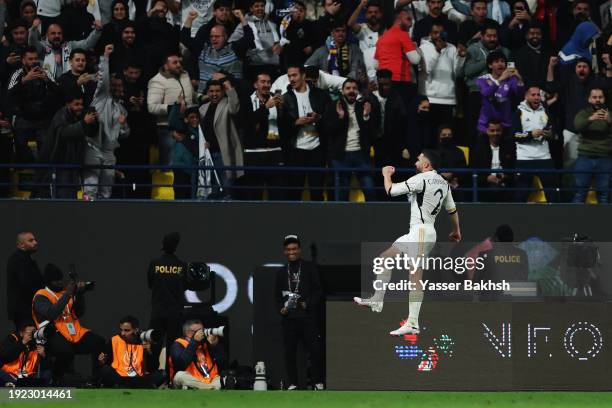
[31,263,105,383]
[0,320,52,387]
[98,316,165,388]
[169,320,223,390]
[275,235,323,390]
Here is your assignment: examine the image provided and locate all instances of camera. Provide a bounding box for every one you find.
[565,234,599,268]
[68,264,95,292]
[282,291,301,310]
[139,329,162,343]
[203,326,225,338]
[33,321,53,345]
[594,104,607,111]
[186,262,213,290]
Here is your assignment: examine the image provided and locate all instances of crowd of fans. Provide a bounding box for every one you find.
[0,0,610,202]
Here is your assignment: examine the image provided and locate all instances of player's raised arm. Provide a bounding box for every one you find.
[383,166,424,197]
[444,186,461,242]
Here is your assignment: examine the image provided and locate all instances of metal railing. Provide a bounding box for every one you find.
[0,163,610,202]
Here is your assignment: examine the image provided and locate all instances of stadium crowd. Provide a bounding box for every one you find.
[0,0,610,202]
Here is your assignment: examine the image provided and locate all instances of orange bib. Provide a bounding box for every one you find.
[110,335,145,377]
[32,288,89,343]
[1,334,39,378]
[169,337,219,384]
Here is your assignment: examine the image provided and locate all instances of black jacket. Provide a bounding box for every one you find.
[32,287,86,324]
[244,96,282,150]
[7,68,62,124]
[137,15,179,80]
[469,135,516,186]
[278,85,331,151]
[6,250,43,322]
[324,97,380,161]
[147,253,188,317]
[58,71,97,107]
[281,19,319,68]
[512,44,551,88]
[378,88,409,165]
[0,332,49,370]
[275,259,322,320]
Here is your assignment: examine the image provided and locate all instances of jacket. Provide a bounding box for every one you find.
[199,87,244,180]
[229,14,279,66]
[278,84,331,150]
[6,68,62,125]
[323,96,380,161]
[88,55,129,152]
[6,250,43,322]
[245,93,282,151]
[147,69,195,127]
[574,105,612,157]
[512,43,551,88]
[470,135,516,186]
[374,88,408,163]
[275,259,322,320]
[305,42,365,80]
[464,41,510,92]
[476,73,524,133]
[147,253,187,317]
[418,38,465,105]
[512,100,553,161]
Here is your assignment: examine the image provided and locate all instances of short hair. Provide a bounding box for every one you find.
[182,319,202,335]
[287,65,305,74]
[250,0,266,6]
[21,45,38,58]
[573,0,590,9]
[437,124,453,135]
[164,52,180,64]
[421,149,441,170]
[494,224,514,242]
[480,22,499,35]
[524,84,540,93]
[576,57,591,67]
[487,118,503,127]
[205,79,223,92]
[7,18,28,34]
[470,0,486,9]
[331,19,347,30]
[213,0,231,9]
[293,0,306,9]
[486,51,507,66]
[18,320,36,332]
[65,89,85,103]
[119,315,140,328]
[342,78,359,88]
[376,69,392,80]
[185,106,199,117]
[526,21,543,32]
[366,0,381,10]
[69,48,87,60]
[304,65,319,79]
[588,86,605,97]
[124,58,143,70]
[253,71,271,82]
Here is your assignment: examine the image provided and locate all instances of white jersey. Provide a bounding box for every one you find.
[389,170,456,228]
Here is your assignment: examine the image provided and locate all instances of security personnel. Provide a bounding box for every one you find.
[147,232,188,355]
[476,225,529,300]
[31,264,105,382]
[169,319,222,390]
[98,316,165,388]
[0,320,52,386]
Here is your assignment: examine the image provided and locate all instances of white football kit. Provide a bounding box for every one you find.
[389,170,457,258]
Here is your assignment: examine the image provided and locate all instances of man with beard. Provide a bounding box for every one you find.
[6,232,43,330]
[138,0,180,81]
[35,91,98,198]
[348,0,384,82]
[0,19,30,86]
[324,78,379,201]
[58,49,97,107]
[464,24,509,144]
[28,19,102,82]
[279,0,318,69]
[109,21,145,74]
[412,0,458,46]
[556,0,591,50]
[458,0,497,50]
[186,0,236,47]
[512,22,551,88]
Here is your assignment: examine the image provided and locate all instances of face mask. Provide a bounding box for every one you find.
[440,138,455,147]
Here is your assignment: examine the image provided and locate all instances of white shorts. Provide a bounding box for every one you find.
[393,224,437,260]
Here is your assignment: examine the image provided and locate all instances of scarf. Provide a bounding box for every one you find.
[197,126,221,199]
[41,41,71,82]
[327,39,350,76]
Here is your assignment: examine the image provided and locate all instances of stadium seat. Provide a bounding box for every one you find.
[457,146,469,165]
[528,177,547,203]
[151,171,175,200]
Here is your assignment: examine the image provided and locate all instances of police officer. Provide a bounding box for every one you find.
[147,232,188,356]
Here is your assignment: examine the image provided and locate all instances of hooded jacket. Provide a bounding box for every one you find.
[512,100,552,161]
[418,38,465,105]
[229,14,279,66]
[559,21,599,65]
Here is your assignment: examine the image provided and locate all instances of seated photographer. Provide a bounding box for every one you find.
[98,316,165,388]
[31,264,105,383]
[0,320,52,387]
[169,320,223,390]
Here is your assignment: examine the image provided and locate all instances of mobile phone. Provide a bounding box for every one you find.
[274,89,282,97]
[507,61,515,69]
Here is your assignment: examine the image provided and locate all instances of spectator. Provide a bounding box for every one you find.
[271,68,345,95]
[19,0,37,27]
[98,0,131,51]
[419,22,465,145]
[457,0,497,49]
[374,8,420,109]
[436,125,468,199]
[169,319,223,390]
[412,0,459,46]
[572,87,612,203]
[28,19,102,83]
[305,21,365,82]
[32,264,105,382]
[58,48,97,107]
[147,53,195,166]
[168,104,199,199]
[83,44,129,200]
[182,11,252,91]
[198,78,244,196]
[500,0,531,51]
[556,0,591,51]
[244,72,285,200]
[558,21,599,77]
[279,0,318,69]
[347,0,384,82]
[229,0,281,78]
[181,0,217,37]
[464,24,509,144]
[7,46,62,159]
[0,320,52,387]
[470,119,515,201]
[184,0,235,43]
[324,78,379,201]
[546,56,611,170]
[6,231,43,330]
[372,69,409,169]
[315,0,350,44]
[0,19,30,87]
[476,51,524,137]
[512,22,551,88]
[35,91,98,199]
[512,85,557,202]
[137,0,180,81]
[98,316,165,388]
[486,0,510,25]
[278,65,331,201]
[58,0,94,42]
[109,21,144,73]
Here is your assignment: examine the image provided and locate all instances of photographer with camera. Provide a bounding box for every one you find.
[0,320,52,387]
[275,235,324,390]
[98,316,165,388]
[169,320,223,390]
[31,263,105,383]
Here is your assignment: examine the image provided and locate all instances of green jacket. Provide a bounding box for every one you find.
[574,106,612,157]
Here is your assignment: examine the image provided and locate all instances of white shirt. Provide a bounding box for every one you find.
[355,24,380,81]
[294,86,320,150]
[389,170,456,227]
[182,0,215,37]
[345,104,361,152]
[491,145,501,177]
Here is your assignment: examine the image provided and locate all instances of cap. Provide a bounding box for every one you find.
[283,234,300,247]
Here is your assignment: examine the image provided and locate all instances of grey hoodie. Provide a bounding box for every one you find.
[229,14,279,66]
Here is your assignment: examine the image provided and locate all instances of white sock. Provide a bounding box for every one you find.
[372,267,392,302]
[407,290,424,327]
